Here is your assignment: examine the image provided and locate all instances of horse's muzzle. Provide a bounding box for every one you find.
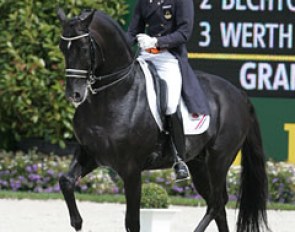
[66,91,82,102]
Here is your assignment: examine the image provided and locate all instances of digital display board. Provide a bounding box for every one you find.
[188,0,295,98]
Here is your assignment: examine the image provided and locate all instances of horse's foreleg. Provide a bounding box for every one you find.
[122,170,141,232]
[59,156,83,231]
[60,147,97,231]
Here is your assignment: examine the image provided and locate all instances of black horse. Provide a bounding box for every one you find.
[57,9,269,232]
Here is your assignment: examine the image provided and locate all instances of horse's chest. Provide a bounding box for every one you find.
[75,124,106,144]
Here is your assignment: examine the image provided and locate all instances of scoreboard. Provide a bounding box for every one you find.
[188,0,295,98]
[126,0,294,162]
[187,0,295,163]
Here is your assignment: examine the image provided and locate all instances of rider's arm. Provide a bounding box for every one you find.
[126,0,145,46]
[157,0,194,49]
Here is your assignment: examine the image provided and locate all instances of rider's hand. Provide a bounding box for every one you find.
[136,33,158,49]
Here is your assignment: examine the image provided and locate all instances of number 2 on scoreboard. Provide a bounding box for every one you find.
[200,0,212,10]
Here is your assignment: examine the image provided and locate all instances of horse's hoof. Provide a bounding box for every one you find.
[73,224,82,231]
[71,219,82,231]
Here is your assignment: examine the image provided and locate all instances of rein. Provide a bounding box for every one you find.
[60,32,134,94]
[88,64,134,94]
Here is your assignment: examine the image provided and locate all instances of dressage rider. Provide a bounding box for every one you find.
[127,0,210,181]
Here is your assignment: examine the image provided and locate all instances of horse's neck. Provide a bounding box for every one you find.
[90,14,133,75]
[100,39,131,73]
[88,63,144,112]
[88,65,136,102]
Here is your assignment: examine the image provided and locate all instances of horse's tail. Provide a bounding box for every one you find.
[237,102,269,232]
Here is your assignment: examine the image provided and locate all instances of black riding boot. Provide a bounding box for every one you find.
[166,112,190,182]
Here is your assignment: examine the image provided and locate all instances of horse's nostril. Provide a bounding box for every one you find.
[74,92,81,101]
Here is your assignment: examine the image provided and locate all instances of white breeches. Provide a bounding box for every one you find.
[139,50,182,115]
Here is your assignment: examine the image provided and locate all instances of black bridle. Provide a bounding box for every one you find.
[60,32,134,94]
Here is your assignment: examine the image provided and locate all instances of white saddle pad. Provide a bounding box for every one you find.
[137,58,210,135]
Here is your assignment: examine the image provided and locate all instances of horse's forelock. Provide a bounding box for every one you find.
[62,17,89,37]
[62,10,127,43]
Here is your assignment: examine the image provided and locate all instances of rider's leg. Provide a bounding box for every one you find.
[140,50,190,181]
[153,52,189,181]
[166,112,190,181]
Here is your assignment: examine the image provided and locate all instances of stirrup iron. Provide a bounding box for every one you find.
[172,160,190,182]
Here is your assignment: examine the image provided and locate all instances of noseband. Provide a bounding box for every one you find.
[60,33,133,94]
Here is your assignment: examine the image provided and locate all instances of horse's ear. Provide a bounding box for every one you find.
[79,9,95,27]
[57,8,67,23]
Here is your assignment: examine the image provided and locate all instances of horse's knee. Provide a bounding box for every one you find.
[59,174,75,192]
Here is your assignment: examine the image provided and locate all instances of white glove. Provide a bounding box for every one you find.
[136,33,158,49]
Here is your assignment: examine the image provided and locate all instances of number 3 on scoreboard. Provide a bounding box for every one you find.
[199,21,211,47]
[200,0,212,10]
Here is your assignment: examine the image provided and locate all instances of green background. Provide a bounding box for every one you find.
[252,98,295,161]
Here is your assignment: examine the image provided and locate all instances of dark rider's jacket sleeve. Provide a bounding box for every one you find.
[126,0,145,46]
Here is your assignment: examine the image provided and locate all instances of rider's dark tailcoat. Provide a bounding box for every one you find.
[127,0,210,114]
